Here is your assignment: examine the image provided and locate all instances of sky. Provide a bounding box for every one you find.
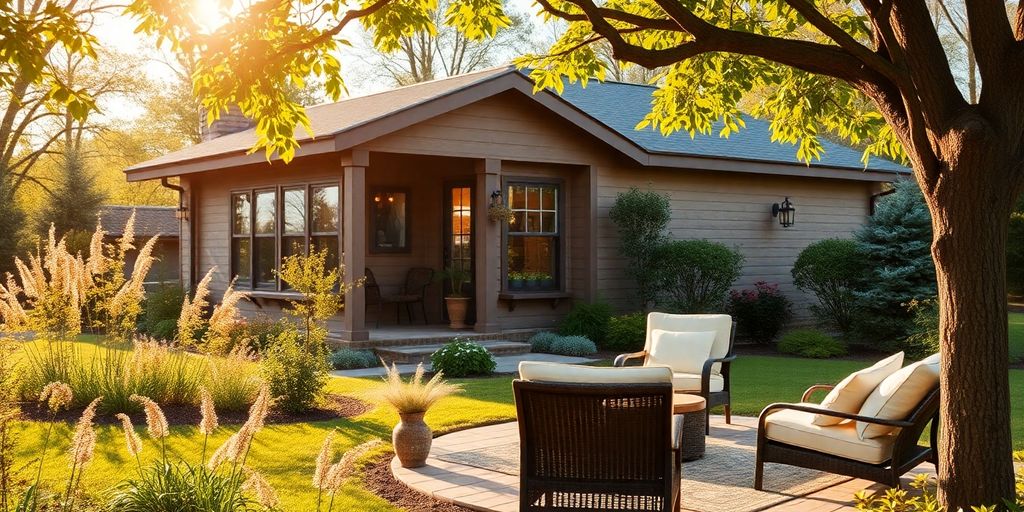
[94,0,543,122]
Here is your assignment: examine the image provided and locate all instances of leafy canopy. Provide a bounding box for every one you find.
[127,0,511,162]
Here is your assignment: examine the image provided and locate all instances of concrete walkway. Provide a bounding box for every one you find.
[332,352,601,378]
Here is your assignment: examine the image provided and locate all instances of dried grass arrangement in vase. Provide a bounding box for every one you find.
[380,363,462,467]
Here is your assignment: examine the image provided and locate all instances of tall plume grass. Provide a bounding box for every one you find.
[177,267,214,348]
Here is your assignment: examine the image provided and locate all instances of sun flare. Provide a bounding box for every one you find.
[193,1,229,32]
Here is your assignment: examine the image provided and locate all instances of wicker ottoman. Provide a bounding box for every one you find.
[673,394,707,461]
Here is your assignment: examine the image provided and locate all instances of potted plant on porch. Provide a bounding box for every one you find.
[381,363,463,468]
[437,266,471,329]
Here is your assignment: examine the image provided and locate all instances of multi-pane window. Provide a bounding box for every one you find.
[506,182,560,292]
[231,183,340,290]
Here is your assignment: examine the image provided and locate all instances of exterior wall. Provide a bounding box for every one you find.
[594,166,876,322]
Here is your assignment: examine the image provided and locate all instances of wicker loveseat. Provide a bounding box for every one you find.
[615,313,737,434]
[514,362,682,512]
[755,353,940,489]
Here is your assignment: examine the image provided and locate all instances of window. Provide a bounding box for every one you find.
[230,183,340,290]
[506,182,560,292]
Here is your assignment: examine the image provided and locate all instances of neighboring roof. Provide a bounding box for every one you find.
[99,206,179,238]
[126,65,908,179]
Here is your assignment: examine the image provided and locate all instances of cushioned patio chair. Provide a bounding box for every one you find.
[514,362,682,512]
[614,313,737,433]
[754,354,940,489]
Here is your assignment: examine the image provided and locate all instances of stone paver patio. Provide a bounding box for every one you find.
[392,415,936,512]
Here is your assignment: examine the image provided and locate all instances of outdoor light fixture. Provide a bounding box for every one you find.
[490,189,503,207]
[772,197,796,227]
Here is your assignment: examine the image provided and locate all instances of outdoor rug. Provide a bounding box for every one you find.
[436,436,853,512]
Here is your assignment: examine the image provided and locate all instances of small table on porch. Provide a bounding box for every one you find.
[673,393,707,461]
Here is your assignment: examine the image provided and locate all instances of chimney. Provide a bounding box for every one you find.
[200,105,255,141]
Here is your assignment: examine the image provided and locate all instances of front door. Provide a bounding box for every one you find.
[443,183,475,325]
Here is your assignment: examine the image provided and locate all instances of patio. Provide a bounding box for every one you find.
[392,416,936,512]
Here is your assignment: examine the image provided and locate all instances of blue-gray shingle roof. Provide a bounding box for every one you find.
[554,77,908,173]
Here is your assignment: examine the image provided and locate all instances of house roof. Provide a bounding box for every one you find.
[99,206,179,238]
[125,66,908,180]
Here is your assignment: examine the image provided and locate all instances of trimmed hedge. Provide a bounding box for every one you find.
[777,329,847,359]
[604,313,646,352]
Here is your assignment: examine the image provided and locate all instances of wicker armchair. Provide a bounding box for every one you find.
[615,313,737,434]
[754,384,939,489]
[514,363,682,512]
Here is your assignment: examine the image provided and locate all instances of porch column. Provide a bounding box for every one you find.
[474,158,501,333]
[342,150,369,341]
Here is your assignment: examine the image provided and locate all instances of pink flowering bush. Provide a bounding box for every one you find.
[728,282,792,344]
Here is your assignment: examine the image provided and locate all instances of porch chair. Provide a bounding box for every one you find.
[755,353,940,489]
[514,362,682,512]
[364,267,434,327]
[614,313,737,434]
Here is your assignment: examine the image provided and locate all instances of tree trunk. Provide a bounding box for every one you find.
[929,147,1016,508]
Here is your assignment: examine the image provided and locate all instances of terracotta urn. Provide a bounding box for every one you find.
[393,412,432,468]
[445,297,470,329]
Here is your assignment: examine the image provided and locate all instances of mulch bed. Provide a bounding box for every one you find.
[362,453,474,512]
[18,393,372,426]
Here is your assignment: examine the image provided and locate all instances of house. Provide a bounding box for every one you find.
[97,205,181,285]
[124,66,905,343]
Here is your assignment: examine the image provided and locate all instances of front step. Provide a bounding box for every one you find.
[374,339,532,365]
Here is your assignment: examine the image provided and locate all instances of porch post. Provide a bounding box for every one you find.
[474,158,501,333]
[342,150,369,341]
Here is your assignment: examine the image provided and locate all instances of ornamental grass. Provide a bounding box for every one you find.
[379,363,462,415]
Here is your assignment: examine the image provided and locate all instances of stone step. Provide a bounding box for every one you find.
[374,339,532,365]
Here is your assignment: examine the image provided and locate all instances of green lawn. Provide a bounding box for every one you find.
[1010,312,1024,363]
[10,340,1024,510]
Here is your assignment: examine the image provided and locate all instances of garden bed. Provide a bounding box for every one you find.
[362,452,473,512]
[18,392,372,426]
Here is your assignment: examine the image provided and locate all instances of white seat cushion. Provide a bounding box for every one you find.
[518,362,673,384]
[668,371,724,393]
[647,329,716,374]
[646,314,732,374]
[857,354,940,439]
[813,352,905,426]
[765,407,896,465]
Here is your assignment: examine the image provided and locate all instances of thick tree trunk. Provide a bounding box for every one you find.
[929,148,1016,508]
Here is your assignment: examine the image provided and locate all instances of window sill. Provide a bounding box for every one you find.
[497,291,571,312]
[246,290,304,308]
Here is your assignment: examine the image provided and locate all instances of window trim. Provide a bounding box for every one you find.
[230,182,341,291]
[501,177,565,294]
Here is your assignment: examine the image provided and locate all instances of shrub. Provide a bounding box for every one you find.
[557,300,612,344]
[777,329,847,358]
[261,328,330,414]
[242,315,288,354]
[792,239,865,333]
[331,348,380,370]
[205,348,263,412]
[853,180,936,345]
[604,313,646,352]
[903,299,940,360]
[528,331,560,353]
[430,339,496,377]
[853,473,1023,512]
[728,282,792,344]
[141,283,184,340]
[653,240,743,313]
[549,335,598,356]
[609,188,671,309]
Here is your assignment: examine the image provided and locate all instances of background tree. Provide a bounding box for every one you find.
[852,180,936,346]
[357,0,533,86]
[132,0,1024,506]
[36,149,106,235]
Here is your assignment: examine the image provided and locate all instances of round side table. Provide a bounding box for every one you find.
[672,394,706,461]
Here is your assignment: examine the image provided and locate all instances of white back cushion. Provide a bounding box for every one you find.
[812,352,905,426]
[856,353,940,439]
[518,362,673,384]
[645,313,732,373]
[647,329,716,374]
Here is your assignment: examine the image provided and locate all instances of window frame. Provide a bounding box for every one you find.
[501,177,565,293]
[229,182,341,291]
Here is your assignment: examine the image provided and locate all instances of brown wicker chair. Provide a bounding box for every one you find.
[364,267,433,327]
[615,313,737,434]
[514,363,682,512]
[754,385,939,490]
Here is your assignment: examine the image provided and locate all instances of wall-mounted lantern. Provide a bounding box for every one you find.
[772,197,796,227]
[488,189,514,224]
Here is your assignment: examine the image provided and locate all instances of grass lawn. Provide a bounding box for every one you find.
[1010,312,1024,363]
[10,339,1023,509]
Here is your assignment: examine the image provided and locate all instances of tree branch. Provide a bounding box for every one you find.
[1015,2,1023,42]
[962,0,1016,88]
